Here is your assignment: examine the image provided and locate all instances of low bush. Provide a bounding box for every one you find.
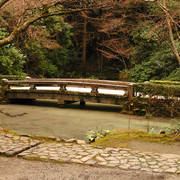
[131,81,180,117]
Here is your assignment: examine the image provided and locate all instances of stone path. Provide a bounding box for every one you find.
[0,130,40,156]
[18,142,180,174]
[0,129,180,175]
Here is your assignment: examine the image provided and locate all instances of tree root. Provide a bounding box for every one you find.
[0,109,27,117]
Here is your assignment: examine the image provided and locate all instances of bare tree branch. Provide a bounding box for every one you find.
[0,2,114,47]
[161,0,180,65]
[0,0,9,8]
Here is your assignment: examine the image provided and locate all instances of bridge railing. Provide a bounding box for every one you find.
[1,78,134,100]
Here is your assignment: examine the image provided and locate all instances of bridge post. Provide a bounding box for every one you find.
[1,78,9,100]
[91,86,98,94]
[122,83,134,112]
[30,84,36,90]
[127,84,134,101]
[59,85,67,91]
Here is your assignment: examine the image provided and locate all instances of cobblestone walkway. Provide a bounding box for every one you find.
[0,129,180,174]
[0,131,40,156]
[18,142,180,174]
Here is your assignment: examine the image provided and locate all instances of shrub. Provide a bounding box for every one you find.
[131,81,180,117]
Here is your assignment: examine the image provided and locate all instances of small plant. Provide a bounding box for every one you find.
[145,113,151,119]
[86,128,110,143]
[130,99,148,116]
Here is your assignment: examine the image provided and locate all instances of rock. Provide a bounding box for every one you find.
[77,139,86,145]
[139,158,146,162]
[56,138,62,142]
[47,136,56,141]
[100,153,109,157]
[120,159,128,164]
[129,158,139,162]
[5,150,15,156]
[49,156,60,161]
[71,159,83,164]
[129,165,141,170]
[104,148,114,152]
[105,157,118,161]
[148,161,157,165]
[140,168,152,172]
[98,162,108,166]
[81,156,92,162]
[153,169,164,173]
[75,155,82,159]
[128,162,141,166]
[106,163,118,167]
[96,156,106,162]
[158,162,165,167]
[109,160,119,164]
[164,168,177,173]
[61,157,71,162]
[119,164,131,170]
[5,134,14,138]
[66,139,77,143]
[84,160,97,165]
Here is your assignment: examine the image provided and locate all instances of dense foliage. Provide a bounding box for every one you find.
[130,21,180,82]
[0,28,25,76]
[131,81,180,117]
[0,0,179,81]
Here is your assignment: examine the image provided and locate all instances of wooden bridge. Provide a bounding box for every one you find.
[1,78,134,107]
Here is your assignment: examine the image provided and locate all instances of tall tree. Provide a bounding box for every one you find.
[0,0,113,47]
[145,0,180,65]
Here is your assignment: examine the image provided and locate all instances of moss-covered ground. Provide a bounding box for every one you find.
[92,129,180,148]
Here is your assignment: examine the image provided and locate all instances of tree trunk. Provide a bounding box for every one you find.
[162,0,180,65]
[82,16,87,77]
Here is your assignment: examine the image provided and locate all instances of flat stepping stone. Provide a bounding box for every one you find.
[0,133,40,156]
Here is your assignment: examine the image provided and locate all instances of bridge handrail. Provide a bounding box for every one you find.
[4,80,131,89]
[1,78,134,100]
[6,78,132,85]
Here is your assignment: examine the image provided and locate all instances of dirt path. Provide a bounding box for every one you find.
[129,141,180,155]
[0,157,179,180]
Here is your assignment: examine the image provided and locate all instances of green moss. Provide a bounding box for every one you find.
[19,156,41,162]
[1,128,19,136]
[29,136,57,143]
[19,155,65,165]
[92,129,180,148]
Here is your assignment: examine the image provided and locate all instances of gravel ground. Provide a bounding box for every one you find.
[0,157,179,180]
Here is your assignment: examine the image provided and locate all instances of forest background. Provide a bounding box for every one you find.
[0,0,180,82]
